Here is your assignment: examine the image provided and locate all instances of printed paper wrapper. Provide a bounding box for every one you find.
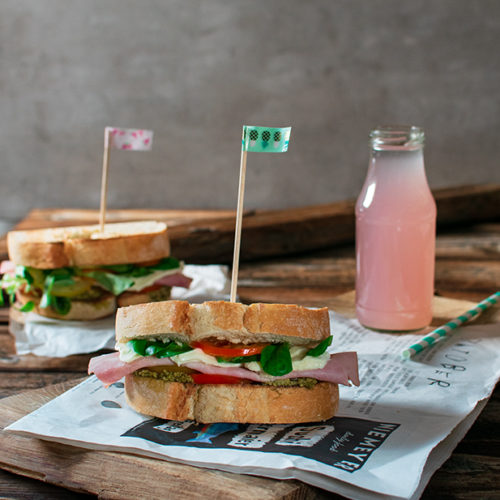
[10,265,230,357]
[6,315,500,500]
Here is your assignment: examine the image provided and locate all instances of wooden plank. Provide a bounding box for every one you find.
[422,453,500,499]
[0,353,100,373]
[0,381,335,500]
[238,255,500,296]
[0,372,85,400]
[1,184,499,263]
[0,469,93,499]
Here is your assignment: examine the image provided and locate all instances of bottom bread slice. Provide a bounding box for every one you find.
[125,374,339,423]
[17,291,116,321]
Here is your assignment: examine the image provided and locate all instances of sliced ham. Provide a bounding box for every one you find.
[184,352,359,387]
[88,352,173,386]
[153,272,192,289]
[0,260,15,275]
[89,350,359,387]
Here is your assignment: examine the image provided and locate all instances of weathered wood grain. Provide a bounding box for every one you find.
[0,372,84,399]
[1,184,499,263]
[238,255,500,296]
[422,454,500,499]
[0,469,93,499]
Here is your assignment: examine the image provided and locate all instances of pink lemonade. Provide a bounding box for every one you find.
[355,127,436,331]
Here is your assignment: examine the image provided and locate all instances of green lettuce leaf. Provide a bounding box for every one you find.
[128,339,192,358]
[38,269,76,315]
[306,336,333,357]
[18,301,35,313]
[260,343,293,376]
[80,270,135,296]
[216,354,260,364]
[150,257,180,271]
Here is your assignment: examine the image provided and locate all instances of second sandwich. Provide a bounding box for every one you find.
[0,221,191,320]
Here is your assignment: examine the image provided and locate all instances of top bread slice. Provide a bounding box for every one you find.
[115,300,330,345]
[7,221,170,269]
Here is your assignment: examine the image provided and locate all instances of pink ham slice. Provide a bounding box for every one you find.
[0,260,15,275]
[88,352,174,386]
[152,272,192,289]
[89,350,359,387]
[185,352,359,386]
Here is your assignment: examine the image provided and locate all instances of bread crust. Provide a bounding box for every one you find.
[115,300,330,345]
[7,221,170,269]
[16,290,116,320]
[125,374,339,423]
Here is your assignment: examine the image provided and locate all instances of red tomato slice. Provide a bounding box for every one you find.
[191,373,242,384]
[192,341,268,358]
[135,284,163,294]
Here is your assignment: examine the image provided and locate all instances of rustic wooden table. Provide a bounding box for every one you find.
[0,185,499,499]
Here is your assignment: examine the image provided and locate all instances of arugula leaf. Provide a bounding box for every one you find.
[0,291,4,307]
[52,296,71,315]
[39,291,52,309]
[18,301,35,313]
[260,343,293,376]
[151,257,180,271]
[129,267,153,278]
[307,336,333,357]
[39,270,75,315]
[216,354,260,364]
[101,264,135,274]
[81,270,135,296]
[1,271,30,303]
[128,339,192,358]
[100,257,180,280]
[16,266,33,292]
[145,341,192,358]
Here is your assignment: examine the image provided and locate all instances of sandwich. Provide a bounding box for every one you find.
[89,300,359,423]
[0,221,191,320]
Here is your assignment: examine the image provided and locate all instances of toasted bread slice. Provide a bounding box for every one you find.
[115,300,330,345]
[125,373,339,423]
[7,221,170,269]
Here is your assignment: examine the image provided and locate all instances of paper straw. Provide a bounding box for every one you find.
[402,291,500,359]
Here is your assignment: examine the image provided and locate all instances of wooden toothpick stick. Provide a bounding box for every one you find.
[230,148,248,302]
[99,127,111,232]
[229,125,291,302]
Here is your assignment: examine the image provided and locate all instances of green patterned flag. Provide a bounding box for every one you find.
[242,125,291,153]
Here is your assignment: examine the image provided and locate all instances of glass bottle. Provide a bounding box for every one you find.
[355,126,436,331]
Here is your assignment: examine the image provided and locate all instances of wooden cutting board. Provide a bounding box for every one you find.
[0,380,334,500]
[0,293,498,499]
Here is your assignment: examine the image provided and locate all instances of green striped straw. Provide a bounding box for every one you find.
[402,291,500,359]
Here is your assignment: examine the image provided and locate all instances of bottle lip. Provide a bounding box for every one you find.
[370,125,424,151]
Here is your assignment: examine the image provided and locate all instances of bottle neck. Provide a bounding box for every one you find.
[368,148,425,178]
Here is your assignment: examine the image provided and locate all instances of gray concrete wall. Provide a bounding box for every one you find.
[1,1,499,223]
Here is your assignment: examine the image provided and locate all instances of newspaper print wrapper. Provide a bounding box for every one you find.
[6,314,500,500]
[10,265,230,357]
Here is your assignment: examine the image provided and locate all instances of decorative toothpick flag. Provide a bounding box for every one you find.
[402,291,500,359]
[242,126,291,153]
[230,125,292,302]
[106,127,154,151]
[100,126,154,231]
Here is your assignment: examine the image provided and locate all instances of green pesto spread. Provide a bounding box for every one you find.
[148,286,173,302]
[263,377,318,389]
[135,368,194,383]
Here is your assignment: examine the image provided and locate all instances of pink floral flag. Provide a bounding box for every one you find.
[106,127,153,151]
